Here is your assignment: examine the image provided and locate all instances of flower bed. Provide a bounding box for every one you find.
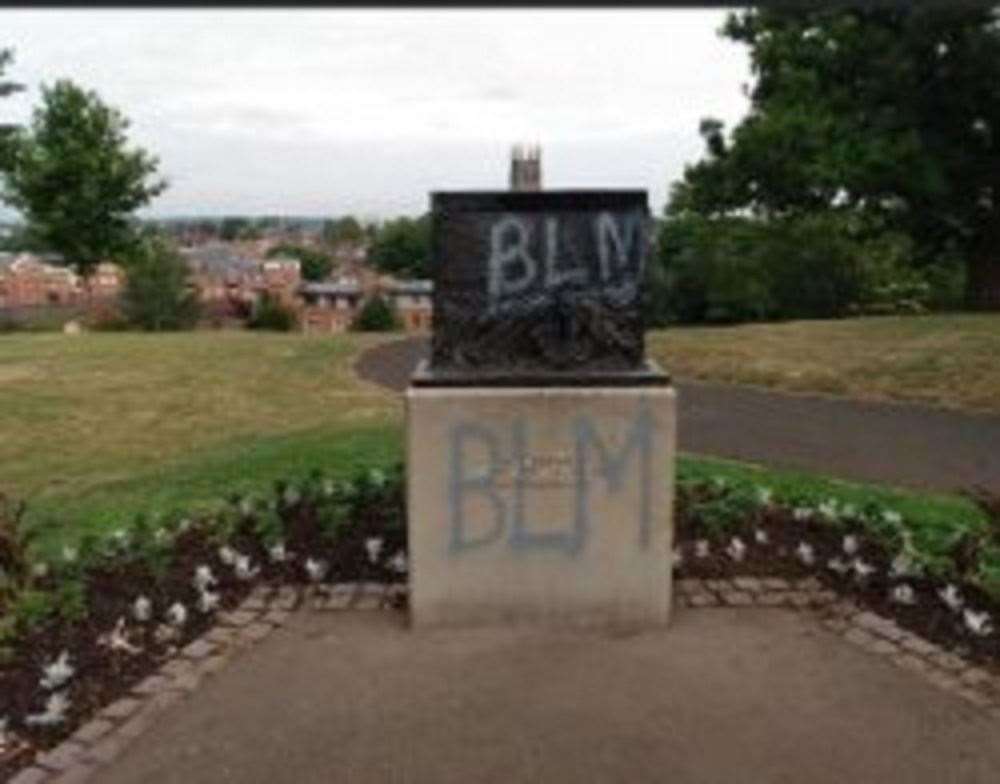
[1,463,999,781]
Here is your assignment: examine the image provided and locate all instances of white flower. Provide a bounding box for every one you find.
[792,507,812,522]
[725,537,747,562]
[827,557,851,576]
[852,558,876,581]
[891,584,916,605]
[40,650,74,691]
[153,527,169,544]
[818,500,839,522]
[841,503,858,520]
[365,537,384,565]
[938,584,964,613]
[167,602,188,627]
[234,555,259,582]
[694,540,710,559]
[239,497,255,517]
[369,468,387,487]
[132,595,153,623]
[796,541,815,566]
[756,487,773,507]
[890,553,919,578]
[388,551,408,574]
[25,692,70,727]
[754,528,769,545]
[177,518,192,534]
[31,561,49,579]
[268,541,288,563]
[154,624,179,644]
[217,545,237,566]
[99,617,142,655]
[842,535,860,556]
[322,478,336,498]
[61,545,77,563]
[198,590,221,614]
[112,528,129,543]
[305,557,328,583]
[192,564,217,592]
[963,608,994,637]
[882,510,902,526]
[283,484,301,507]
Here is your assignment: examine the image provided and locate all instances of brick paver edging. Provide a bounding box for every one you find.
[9,582,404,784]
[10,577,999,783]
[676,576,1000,719]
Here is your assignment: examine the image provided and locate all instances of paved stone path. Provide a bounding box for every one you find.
[355,337,1000,494]
[94,608,1000,784]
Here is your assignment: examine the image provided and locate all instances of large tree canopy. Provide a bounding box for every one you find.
[368,214,431,278]
[673,5,1000,308]
[0,48,24,171]
[1,79,166,276]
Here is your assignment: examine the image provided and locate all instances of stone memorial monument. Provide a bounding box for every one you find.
[407,162,676,629]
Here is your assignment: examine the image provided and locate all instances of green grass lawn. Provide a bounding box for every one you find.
[649,313,1000,413]
[0,329,987,553]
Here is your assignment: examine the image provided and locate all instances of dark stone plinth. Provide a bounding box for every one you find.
[410,358,670,388]
[429,190,650,378]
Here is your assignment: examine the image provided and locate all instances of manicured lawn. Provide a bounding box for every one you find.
[0,331,401,541]
[649,313,1000,413]
[0,330,986,554]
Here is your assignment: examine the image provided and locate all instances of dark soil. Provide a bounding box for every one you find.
[2,470,999,781]
[674,489,1000,668]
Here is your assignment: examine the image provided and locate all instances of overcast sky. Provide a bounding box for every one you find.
[0,9,752,221]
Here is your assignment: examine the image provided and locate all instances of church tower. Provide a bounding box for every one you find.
[509,143,542,191]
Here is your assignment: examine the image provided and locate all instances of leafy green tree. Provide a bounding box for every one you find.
[266,243,332,281]
[322,215,364,245]
[674,5,1000,309]
[368,214,431,277]
[0,48,24,172]
[219,216,251,241]
[1,79,166,276]
[247,291,297,331]
[120,235,200,331]
[352,294,399,332]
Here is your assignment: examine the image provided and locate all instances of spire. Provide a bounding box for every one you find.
[509,142,542,191]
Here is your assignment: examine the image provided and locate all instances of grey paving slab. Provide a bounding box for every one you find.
[96,609,1000,784]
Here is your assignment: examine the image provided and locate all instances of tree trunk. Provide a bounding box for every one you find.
[966,215,1000,311]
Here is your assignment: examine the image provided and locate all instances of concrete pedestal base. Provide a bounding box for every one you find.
[406,385,676,629]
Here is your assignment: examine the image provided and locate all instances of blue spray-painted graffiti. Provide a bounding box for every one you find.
[448,403,654,557]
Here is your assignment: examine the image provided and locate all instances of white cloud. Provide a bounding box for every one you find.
[0,8,751,217]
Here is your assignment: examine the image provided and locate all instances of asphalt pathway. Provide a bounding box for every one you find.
[355,337,1000,494]
[97,608,1000,784]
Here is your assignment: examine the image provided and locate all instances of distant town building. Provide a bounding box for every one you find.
[299,278,363,334]
[382,278,433,331]
[509,143,542,191]
[0,253,124,308]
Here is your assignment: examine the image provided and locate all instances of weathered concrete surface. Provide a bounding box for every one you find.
[357,337,1000,493]
[98,609,1000,784]
[406,386,675,628]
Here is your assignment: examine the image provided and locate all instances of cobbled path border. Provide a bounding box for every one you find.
[10,577,1000,784]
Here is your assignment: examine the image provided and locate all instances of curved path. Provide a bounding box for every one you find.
[356,337,1000,494]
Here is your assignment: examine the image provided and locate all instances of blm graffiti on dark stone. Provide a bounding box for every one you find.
[429,191,650,375]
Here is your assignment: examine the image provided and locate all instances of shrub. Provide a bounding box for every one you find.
[650,211,953,324]
[247,292,297,331]
[119,236,201,331]
[352,294,400,331]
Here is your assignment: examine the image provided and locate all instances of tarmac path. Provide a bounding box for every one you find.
[355,336,1000,494]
